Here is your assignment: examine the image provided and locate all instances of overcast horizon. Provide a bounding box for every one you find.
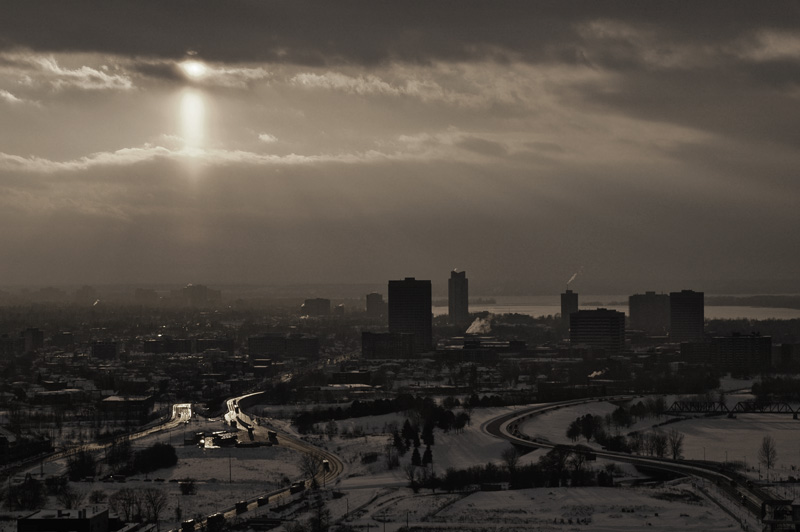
[2,2,799,289]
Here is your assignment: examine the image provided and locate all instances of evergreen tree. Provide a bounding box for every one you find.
[422,445,432,466]
[392,430,407,456]
[411,447,421,466]
[421,422,435,446]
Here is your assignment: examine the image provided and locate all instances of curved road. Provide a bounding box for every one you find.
[484,396,774,522]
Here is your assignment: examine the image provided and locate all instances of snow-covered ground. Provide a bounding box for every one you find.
[329,479,745,532]
[2,416,302,532]
[518,395,800,480]
[6,389,792,532]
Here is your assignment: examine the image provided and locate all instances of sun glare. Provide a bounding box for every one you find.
[180,60,208,79]
[180,89,205,150]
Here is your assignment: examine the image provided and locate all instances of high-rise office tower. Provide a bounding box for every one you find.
[629,291,670,335]
[561,289,579,321]
[670,290,704,342]
[569,308,626,353]
[388,277,432,354]
[448,270,469,325]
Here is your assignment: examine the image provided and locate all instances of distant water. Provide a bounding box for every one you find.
[432,295,800,320]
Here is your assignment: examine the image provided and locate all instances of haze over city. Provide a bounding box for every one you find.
[1,2,798,291]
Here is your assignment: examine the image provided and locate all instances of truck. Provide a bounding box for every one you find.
[289,481,306,494]
[268,430,278,443]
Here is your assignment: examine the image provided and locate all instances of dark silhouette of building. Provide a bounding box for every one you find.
[50,331,75,350]
[361,331,415,359]
[561,290,579,322]
[18,508,109,532]
[98,395,155,422]
[569,308,626,353]
[195,337,235,354]
[301,298,331,316]
[143,336,192,354]
[23,328,44,353]
[448,270,469,325]
[91,340,118,360]
[365,292,387,318]
[670,290,704,342]
[714,333,771,373]
[628,291,670,335]
[682,333,771,374]
[388,277,432,354]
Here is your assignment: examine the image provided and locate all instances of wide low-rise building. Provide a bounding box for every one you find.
[570,308,626,354]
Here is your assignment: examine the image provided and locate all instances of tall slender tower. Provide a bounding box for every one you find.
[448,270,469,325]
[388,277,432,354]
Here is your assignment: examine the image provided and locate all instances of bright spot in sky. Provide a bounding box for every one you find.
[180,60,208,79]
[180,89,205,150]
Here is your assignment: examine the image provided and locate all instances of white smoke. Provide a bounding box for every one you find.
[466,316,492,335]
[566,266,584,286]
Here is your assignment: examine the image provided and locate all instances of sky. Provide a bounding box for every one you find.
[1,2,799,292]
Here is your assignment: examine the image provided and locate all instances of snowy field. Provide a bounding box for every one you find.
[326,479,745,532]
[6,385,792,531]
[2,416,302,532]
[518,393,800,481]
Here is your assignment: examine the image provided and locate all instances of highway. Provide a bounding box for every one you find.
[484,397,774,524]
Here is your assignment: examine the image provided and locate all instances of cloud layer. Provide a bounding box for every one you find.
[0,3,799,288]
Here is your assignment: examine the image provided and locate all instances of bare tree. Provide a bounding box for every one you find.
[759,436,778,479]
[404,464,421,492]
[324,420,337,441]
[89,490,107,504]
[501,447,521,475]
[142,488,168,527]
[109,488,142,522]
[298,453,323,481]
[667,429,684,460]
[650,431,668,458]
[56,486,87,509]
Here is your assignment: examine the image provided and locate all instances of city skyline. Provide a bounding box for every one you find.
[1,3,799,289]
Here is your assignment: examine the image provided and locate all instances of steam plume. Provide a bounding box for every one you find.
[466,316,492,335]
[566,266,584,286]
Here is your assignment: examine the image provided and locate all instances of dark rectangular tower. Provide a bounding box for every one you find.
[448,270,469,325]
[628,291,670,335]
[389,277,432,355]
[561,289,579,322]
[670,290,704,342]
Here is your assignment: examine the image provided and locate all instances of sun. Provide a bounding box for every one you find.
[180,60,208,79]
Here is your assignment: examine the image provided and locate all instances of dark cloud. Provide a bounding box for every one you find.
[3,2,799,66]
